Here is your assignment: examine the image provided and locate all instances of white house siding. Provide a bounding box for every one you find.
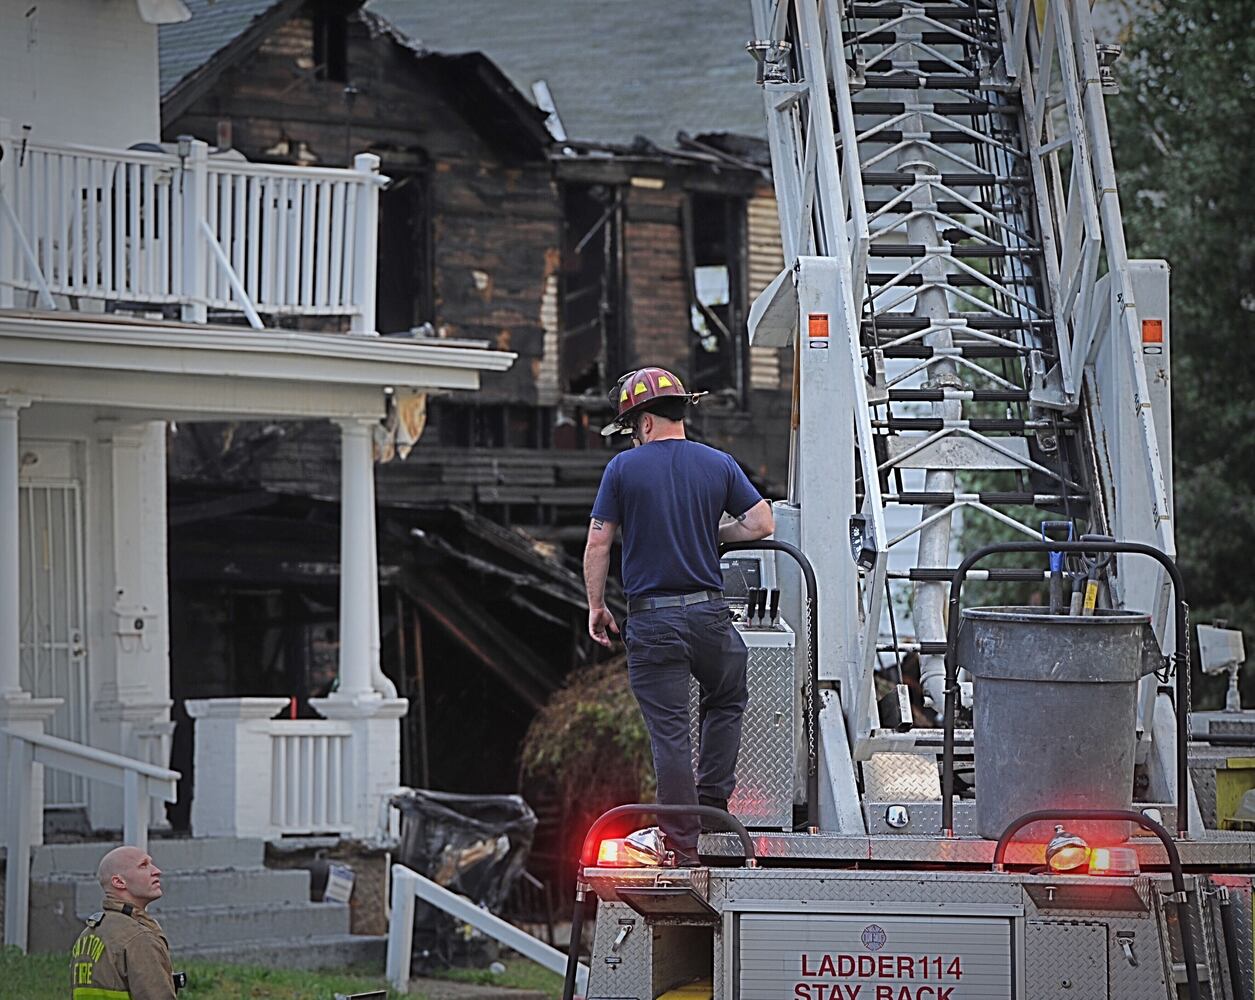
[0,0,161,148]
[747,193,785,391]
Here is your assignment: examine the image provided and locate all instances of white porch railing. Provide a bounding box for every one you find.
[269,720,353,835]
[1,726,179,951]
[386,863,588,995]
[187,698,364,840]
[0,122,386,333]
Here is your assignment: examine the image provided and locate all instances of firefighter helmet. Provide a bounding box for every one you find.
[601,367,702,436]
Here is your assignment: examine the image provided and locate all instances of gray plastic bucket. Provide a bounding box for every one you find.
[957,606,1160,844]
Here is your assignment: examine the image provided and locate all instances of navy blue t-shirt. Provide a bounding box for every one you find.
[590,439,763,600]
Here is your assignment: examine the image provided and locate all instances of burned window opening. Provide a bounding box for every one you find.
[560,183,624,398]
[433,403,554,450]
[377,170,433,335]
[684,193,748,404]
[312,12,348,83]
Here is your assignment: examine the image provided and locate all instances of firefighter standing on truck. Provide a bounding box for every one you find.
[70,845,177,999]
[584,366,774,866]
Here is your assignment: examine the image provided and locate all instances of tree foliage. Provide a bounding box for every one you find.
[1107,0,1255,693]
[519,655,655,848]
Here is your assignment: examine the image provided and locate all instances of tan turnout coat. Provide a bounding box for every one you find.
[69,896,176,1000]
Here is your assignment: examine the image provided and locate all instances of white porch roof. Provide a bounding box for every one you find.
[0,310,516,420]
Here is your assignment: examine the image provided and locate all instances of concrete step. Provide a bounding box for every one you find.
[31,837,264,877]
[154,900,352,949]
[49,866,311,914]
[177,932,387,971]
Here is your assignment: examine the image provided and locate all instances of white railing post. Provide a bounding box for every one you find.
[4,733,34,950]
[385,865,417,992]
[0,119,14,309]
[349,153,380,335]
[0,400,25,699]
[179,137,208,323]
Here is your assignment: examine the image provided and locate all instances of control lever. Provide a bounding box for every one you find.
[768,588,780,626]
[745,588,761,626]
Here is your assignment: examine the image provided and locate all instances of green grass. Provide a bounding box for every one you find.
[432,959,563,996]
[4,946,562,999]
[6,946,399,997]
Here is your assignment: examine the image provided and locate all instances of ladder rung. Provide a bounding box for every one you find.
[852,100,1014,117]
[851,4,998,22]
[866,272,1034,289]
[878,641,949,655]
[868,243,1043,258]
[861,170,1023,187]
[856,31,980,46]
[862,72,982,90]
[863,200,999,214]
[879,344,1031,358]
[883,491,1084,505]
[885,388,1029,402]
[894,568,1051,582]
[876,417,1056,431]
[870,129,1002,146]
[868,315,1050,331]
[866,61,982,76]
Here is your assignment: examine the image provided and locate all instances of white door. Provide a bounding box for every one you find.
[19,444,89,808]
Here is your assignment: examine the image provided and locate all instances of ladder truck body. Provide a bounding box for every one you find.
[569,3,1255,998]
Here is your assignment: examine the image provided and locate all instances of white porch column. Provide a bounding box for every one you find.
[334,417,380,701]
[0,400,25,697]
[310,417,407,838]
[87,421,172,831]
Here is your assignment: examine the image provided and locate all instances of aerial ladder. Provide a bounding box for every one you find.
[561,4,1255,999]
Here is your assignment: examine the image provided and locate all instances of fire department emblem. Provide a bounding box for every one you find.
[861,924,887,951]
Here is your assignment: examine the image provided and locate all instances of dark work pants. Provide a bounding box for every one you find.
[624,598,749,859]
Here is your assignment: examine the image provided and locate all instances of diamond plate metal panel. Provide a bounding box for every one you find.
[1025,921,1108,1000]
[1192,763,1220,828]
[690,625,794,830]
[864,799,981,836]
[698,829,1255,866]
[709,868,1026,908]
[1104,916,1171,999]
[863,752,942,801]
[588,900,653,1000]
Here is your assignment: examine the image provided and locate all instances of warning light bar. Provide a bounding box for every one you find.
[1087,846,1140,877]
[596,838,634,866]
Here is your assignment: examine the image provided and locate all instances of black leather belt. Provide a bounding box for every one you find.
[627,589,722,613]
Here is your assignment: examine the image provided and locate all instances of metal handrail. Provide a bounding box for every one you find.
[991,808,1200,1000]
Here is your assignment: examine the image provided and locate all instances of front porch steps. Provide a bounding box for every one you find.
[27,837,384,970]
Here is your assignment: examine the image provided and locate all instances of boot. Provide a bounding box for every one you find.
[699,795,729,833]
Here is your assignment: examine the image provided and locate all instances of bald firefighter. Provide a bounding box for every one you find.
[70,845,177,999]
[585,366,774,865]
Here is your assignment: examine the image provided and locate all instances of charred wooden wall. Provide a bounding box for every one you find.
[163,3,792,496]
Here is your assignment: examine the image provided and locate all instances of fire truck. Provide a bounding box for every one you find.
[560,2,1254,999]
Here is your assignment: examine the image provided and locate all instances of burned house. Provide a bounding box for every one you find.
[158,0,791,804]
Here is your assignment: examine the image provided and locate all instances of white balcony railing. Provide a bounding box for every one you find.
[0,122,385,333]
